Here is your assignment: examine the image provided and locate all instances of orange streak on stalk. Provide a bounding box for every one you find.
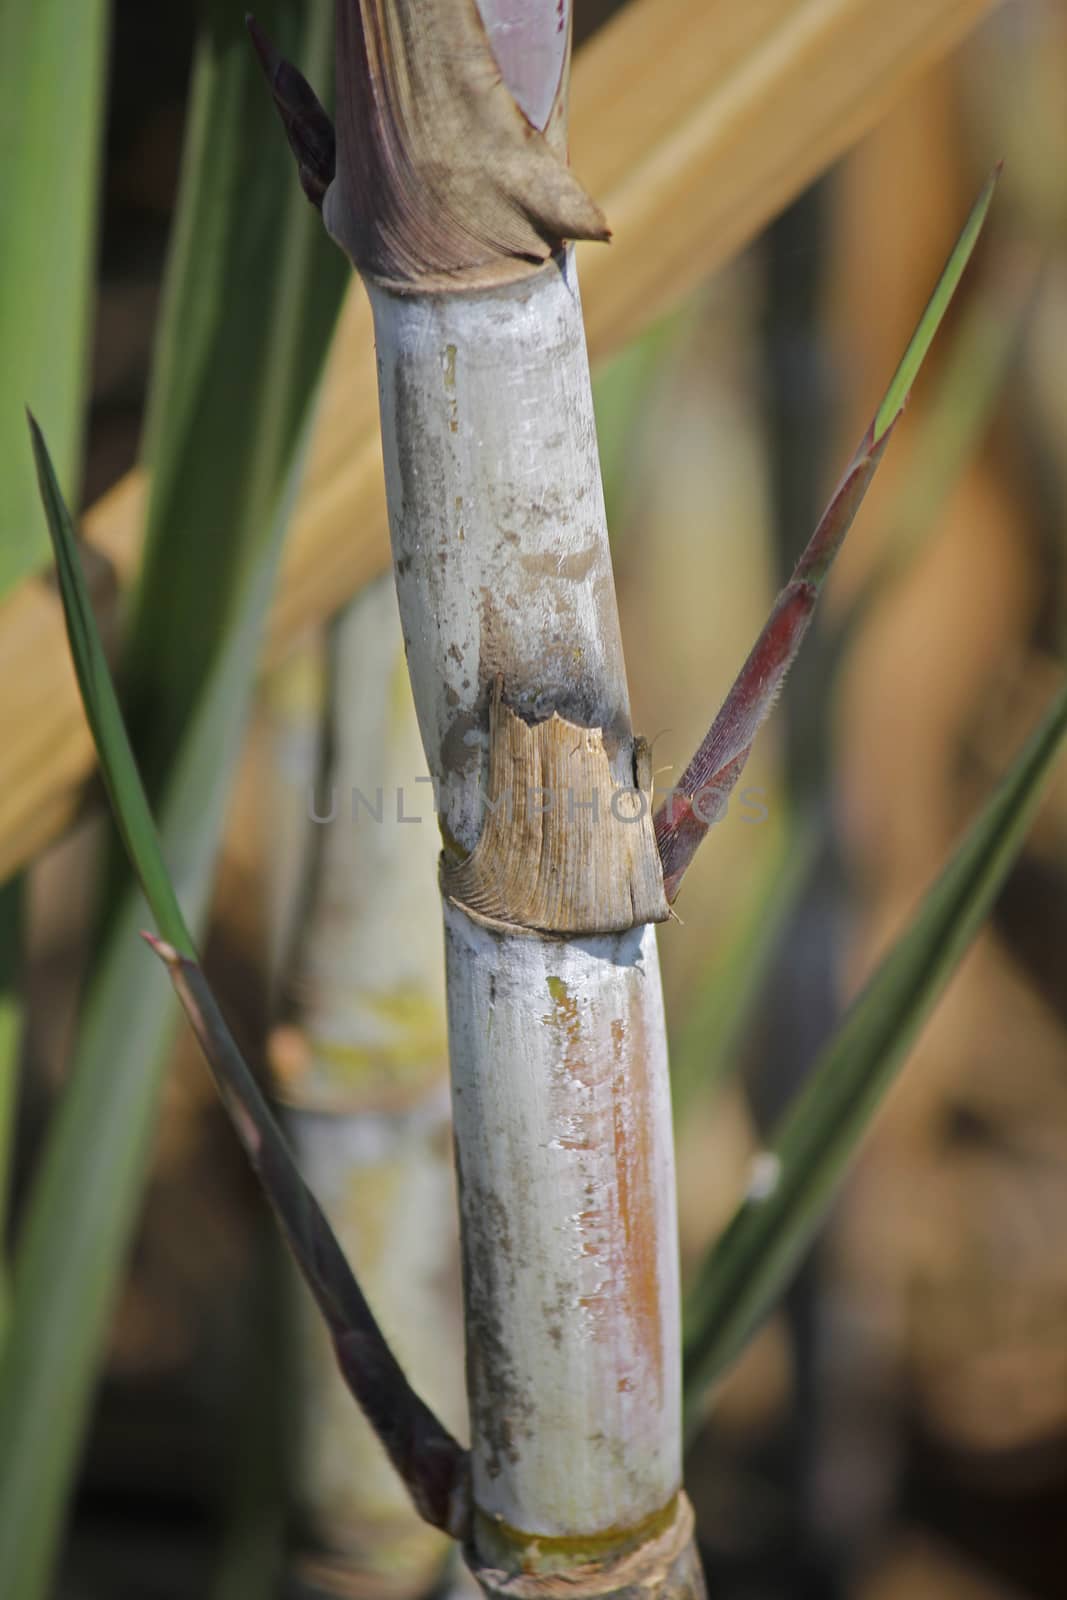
[611,1013,664,1404]
[544,985,665,1403]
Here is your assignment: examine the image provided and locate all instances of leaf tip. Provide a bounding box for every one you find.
[871,171,998,445]
[26,411,59,516]
[976,160,1003,220]
[246,12,335,210]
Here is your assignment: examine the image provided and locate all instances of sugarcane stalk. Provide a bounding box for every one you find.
[268,576,465,1598]
[244,4,998,1588]
[309,2,701,1593]
[366,252,699,1592]
[365,267,685,1563]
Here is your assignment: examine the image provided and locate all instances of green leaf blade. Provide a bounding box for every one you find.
[872,165,1000,445]
[0,0,110,596]
[683,676,1067,1420]
[16,423,469,1549]
[122,2,348,810]
[656,173,997,904]
[27,417,195,958]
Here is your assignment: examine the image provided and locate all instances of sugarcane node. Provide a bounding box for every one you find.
[468,1493,702,1600]
[441,679,669,935]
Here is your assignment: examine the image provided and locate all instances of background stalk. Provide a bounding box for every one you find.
[270,576,465,1598]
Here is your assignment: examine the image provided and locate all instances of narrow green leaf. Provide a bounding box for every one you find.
[872,165,1000,444]
[683,677,1067,1420]
[1,409,307,1600]
[842,252,1033,645]
[120,0,348,809]
[27,418,193,956]
[0,1,110,596]
[657,172,997,903]
[21,424,469,1543]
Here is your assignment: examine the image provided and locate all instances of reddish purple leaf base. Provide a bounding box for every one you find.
[655,427,891,901]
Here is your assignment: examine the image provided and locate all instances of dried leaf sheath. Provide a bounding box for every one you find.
[442,677,668,935]
[325,0,608,282]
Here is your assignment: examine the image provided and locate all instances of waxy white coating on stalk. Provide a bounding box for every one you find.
[445,908,681,1539]
[367,245,687,1567]
[367,251,634,855]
